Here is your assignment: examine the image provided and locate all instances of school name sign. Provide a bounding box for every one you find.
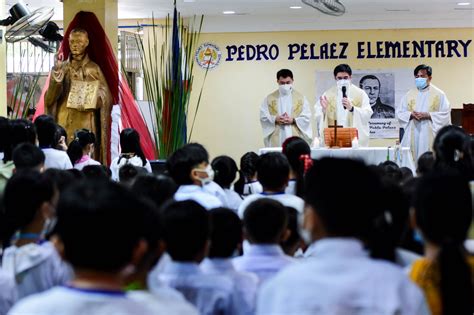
[223,40,472,62]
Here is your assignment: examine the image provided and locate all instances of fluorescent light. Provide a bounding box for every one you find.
[457,2,471,5]
[223,10,236,15]
[290,6,302,9]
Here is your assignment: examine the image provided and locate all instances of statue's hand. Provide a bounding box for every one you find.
[53,52,65,71]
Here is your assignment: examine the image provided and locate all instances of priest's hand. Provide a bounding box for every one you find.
[320,96,329,113]
[276,115,285,125]
[342,97,353,111]
[418,112,431,120]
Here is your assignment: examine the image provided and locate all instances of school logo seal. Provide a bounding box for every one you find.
[195,42,222,70]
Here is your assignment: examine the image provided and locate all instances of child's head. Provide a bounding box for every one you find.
[12,143,45,172]
[413,171,472,315]
[282,136,311,196]
[82,165,109,181]
[161,200,210,262]
[3,119,37,162]
[166,143,210,186]
[2,171,56,243]
[55,180,147,273]
[131,174,177,208]
[303,158,387,258]
[208,208,242,258]
[67,129,96,165]
[43,169,76,194]
[211,155,238,189]
[257,152,290,192]
[34,115,57,148]
[120,128,146,165]
[280,206,302,256]
[244,198,288,244]
[0,117,10,155]
[433,125,472,178]
[119,164,147,186]
[240,152,259,181]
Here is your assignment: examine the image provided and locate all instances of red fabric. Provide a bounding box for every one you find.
[299,154,314,174]
[35,11,155,164]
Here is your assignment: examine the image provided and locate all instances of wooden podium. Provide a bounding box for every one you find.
[462,103,474,135]
[324,124,358,148]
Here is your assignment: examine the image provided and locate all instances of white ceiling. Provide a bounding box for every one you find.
[5,0,474,32]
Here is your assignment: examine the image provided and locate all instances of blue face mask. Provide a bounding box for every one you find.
[415,78,428,90]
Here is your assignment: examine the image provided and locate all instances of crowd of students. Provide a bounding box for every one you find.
[0,114,472,315]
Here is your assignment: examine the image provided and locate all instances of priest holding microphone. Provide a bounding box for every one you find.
[314,64,373,147]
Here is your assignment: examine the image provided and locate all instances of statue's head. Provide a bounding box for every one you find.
[69,28,89,56]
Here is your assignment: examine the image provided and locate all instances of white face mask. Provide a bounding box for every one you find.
[297,212,312,245]
[336,79,351,89]
[279,84,293,96]
[195,164,215,186]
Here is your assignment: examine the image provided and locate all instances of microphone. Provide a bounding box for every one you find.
[342,86,347,109]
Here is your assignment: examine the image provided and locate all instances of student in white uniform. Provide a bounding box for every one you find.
[8,180,170,315]
[282,136,311,197]
[237,152,304,218]
[211,156,243,212]
[124,192,198,315]
[201,208,259,315]
[34,115,72,170]
[233,199,296,283]
[151,200,234,315]
[2,171,72,300]
[67,129,101,171]
[234,152,262,197]
[0,269,16,314]
[166,143,222,210]
[110,128,152,181]
[257,158,430,315]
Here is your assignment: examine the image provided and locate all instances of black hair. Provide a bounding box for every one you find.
[280,206,301,256]
[118,164,147,185]
[3,119,37,162]
[378,160,402,185]
[0,117,10,154]
[304,158,392,260]
[67,129,96,165]
[359,75,380,88]
[433,125,472,179]
[131,174,177,209]
[333,64,352,77]
[161,200,210,262]
[208,208,242,258]
[54,125,68,150]
[82,165,110,181]
[34,115,57,148]
[166,143,209,186]
[211,155,238,189]
[417,151,435,176]
[43,168,76,194]
[413,172,472,315]
[244,198,288,244]
[276,69,293,80]
[118,128,147,166]
[56,180,147,272]
[12,143,45,171]
[234,152,259,195]
[282,136,310,197]
[414,64,432,77]
[257,152,290,191]
[2,171,55,244]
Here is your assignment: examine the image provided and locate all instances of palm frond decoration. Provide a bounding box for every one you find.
[136,1,204,158]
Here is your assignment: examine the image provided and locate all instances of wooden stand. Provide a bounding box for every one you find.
[324,124,358,148]
[462,103,474,135]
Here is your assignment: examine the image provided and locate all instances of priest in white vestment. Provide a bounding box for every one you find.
[260,69,312,147]
[397,64,451,160]
[314,64,373,147]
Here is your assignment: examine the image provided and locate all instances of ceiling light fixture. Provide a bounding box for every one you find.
[457,2,471,5]
[223,10,236,15]
[290,6,302,9]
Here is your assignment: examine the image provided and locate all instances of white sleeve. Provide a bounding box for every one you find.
[294,97,313,140]
[260,97,276,140]
[144,160,153,173]
[397,93,412,130]
[430,92,451,134]
[351,92,373,146]
[314,97,325,138]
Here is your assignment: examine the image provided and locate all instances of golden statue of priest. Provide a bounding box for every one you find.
[45,28,112,163]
